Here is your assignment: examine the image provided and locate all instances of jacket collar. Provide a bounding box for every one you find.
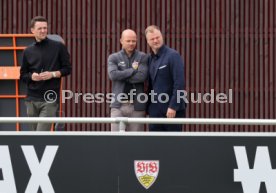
[150,45,167,82]
[120,49,137,58]
[151,44,166,58]
[34,37,49,45]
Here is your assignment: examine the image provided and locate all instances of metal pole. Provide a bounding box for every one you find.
[119,121,126,132]
[116,117,128,132]
[1,117,276,126]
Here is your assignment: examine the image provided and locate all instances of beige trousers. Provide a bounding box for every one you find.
[110,103,145,131]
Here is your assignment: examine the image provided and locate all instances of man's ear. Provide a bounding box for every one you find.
[31,28,34,34]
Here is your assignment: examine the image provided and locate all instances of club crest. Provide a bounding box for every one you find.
[132,61,139,66]
[134,160,159,189]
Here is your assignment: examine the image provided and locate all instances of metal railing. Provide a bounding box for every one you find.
[1,117,276,131]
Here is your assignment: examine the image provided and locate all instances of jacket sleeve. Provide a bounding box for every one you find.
[59,43,72,76]
[20,50,32,84]
[128,54,149,84]
[108,54,135,81]
[168,52,185,111]
[145,74,152,115]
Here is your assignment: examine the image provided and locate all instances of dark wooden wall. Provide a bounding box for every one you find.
[1,0,276,131]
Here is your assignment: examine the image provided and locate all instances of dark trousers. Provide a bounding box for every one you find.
[148,103,185,132]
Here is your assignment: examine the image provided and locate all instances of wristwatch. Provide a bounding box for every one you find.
[52,72,57,78]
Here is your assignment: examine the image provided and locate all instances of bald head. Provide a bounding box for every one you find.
[120,29,137,56]
[121,29,137,39]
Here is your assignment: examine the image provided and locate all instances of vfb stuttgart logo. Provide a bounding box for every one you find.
[134,160,159,189]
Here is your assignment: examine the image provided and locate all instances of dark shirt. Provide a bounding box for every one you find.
[123,82,134,100]
[20,38,71,101]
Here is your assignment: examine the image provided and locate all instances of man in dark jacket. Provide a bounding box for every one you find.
[145,25,186,131]
[108,29,148,131]
[20,16,71,131]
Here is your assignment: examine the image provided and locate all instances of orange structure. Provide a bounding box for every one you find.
[0,34,35,131]
[0,34,64,131]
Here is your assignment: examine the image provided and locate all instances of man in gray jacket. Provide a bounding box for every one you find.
[108,29,148,131]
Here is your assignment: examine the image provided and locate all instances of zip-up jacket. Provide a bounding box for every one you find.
[108,49,148,110]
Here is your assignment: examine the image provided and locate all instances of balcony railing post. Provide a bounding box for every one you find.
[117,117,128,132]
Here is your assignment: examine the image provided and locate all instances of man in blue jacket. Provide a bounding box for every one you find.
[145,25,186,131]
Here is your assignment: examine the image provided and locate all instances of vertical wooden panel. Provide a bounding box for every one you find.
[268,0,274,131]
